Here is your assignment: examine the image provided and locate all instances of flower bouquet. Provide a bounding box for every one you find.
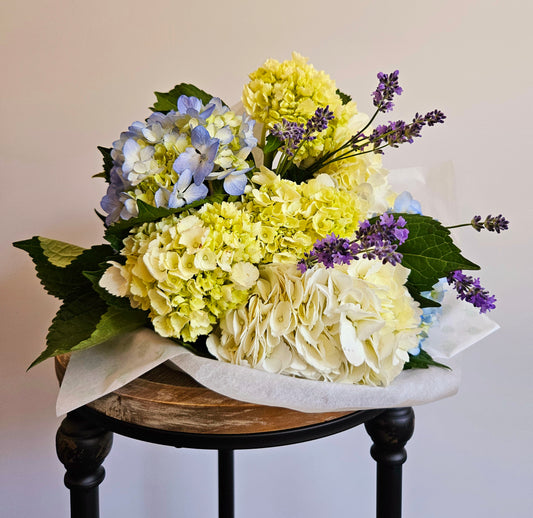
[14,52,507,414]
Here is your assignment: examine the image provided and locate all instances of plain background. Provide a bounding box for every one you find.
[1,1,531,516]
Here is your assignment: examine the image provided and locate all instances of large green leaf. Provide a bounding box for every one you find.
[104,196,226,250]
[29,291,148,368]
[14,238,117,300]
[395,214,480,305]
[150,83,222,112]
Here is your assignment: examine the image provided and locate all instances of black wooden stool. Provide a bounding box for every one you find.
[55,354,415,518]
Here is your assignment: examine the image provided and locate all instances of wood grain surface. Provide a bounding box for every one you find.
[55,354,355,434]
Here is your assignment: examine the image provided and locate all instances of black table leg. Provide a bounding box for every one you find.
[56,410,113,518]
[365,407,415,518]
[218,449,234,518]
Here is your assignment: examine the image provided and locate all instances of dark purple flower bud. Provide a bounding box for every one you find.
[447,270,496,313]
[471,214,509,233]
[306,106,335,134]
[372,70,402,113]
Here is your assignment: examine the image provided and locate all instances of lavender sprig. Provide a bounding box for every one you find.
[298,214,408,272]
[447,214,509,233]
[304,70,446,176]
[271,106,334,175]
[471,214,509,233]
[373,70,403,113]
[447,270,496,313]
[364,110,446,153]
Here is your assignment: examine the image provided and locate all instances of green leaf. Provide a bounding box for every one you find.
[38,237,85,267]
[97,146,113,182]
[14,238,116,300]
[403,349,450,370]
[29,291,148,368]
[14,237,86,299]
[150,83,222,112]
[264,134,282,154]
[104,196,226,250]
[336,89,352,105]
[396,214,480,295]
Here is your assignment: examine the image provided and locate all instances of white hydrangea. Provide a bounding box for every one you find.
[207,261,422,386]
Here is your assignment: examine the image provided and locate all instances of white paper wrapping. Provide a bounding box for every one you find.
[56,293,498,415]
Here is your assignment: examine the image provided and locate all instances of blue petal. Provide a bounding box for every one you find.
[191,125,212,150]
[224,172,248,195]
[193,159,215,185]
[173,148,200,174]
[183,182,209,204]
[177,95,202,114]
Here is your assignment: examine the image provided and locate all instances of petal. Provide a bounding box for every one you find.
[183,182,208,204]
[173,148,199,174]
[193,159,214,185]
[175,168,193,190]
[224,172,248,195]
[190,125,211,150]
[339,313,365,366]
[154,187,170,208]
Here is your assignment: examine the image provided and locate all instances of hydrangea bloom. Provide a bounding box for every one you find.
[99,203,265,342]
[207,261,422,386]
[242,168,369,263]
[101,96,257,225]
[242,52,360,166]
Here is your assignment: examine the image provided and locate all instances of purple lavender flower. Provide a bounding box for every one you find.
[271,107,335,157]
[306,106,335,133]
[372,70,403,113]
[447,270,496,313]
[297,214,409,271]
[471,214,509,233]
[270,119,306,156]
[366,110,446,152]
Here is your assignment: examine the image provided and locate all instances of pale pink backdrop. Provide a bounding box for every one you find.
[1,1,531,516]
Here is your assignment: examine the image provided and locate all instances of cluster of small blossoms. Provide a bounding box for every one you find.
[102,202,267,342]
[298,213,408,272]
[447,270,497,313]
[270,106,334,157]
[242,52,360,166]
[471,214,509,233]
[372,70,403,113]
[101,96,257,225]
[243,168,367,263]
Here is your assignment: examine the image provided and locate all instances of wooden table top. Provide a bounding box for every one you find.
[55,354,355,435]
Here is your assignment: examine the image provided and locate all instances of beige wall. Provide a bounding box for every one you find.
[1,1,531,516]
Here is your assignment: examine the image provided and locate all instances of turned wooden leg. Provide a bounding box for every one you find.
[365,407,415,518]
[56,410,113,518]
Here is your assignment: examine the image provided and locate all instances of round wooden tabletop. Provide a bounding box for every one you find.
[55,354,355,435]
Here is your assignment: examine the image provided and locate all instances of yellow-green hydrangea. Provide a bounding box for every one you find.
[100,202,266,342]
[243,167,368,262]
[320,152,397,214]
[242,52,359,166]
